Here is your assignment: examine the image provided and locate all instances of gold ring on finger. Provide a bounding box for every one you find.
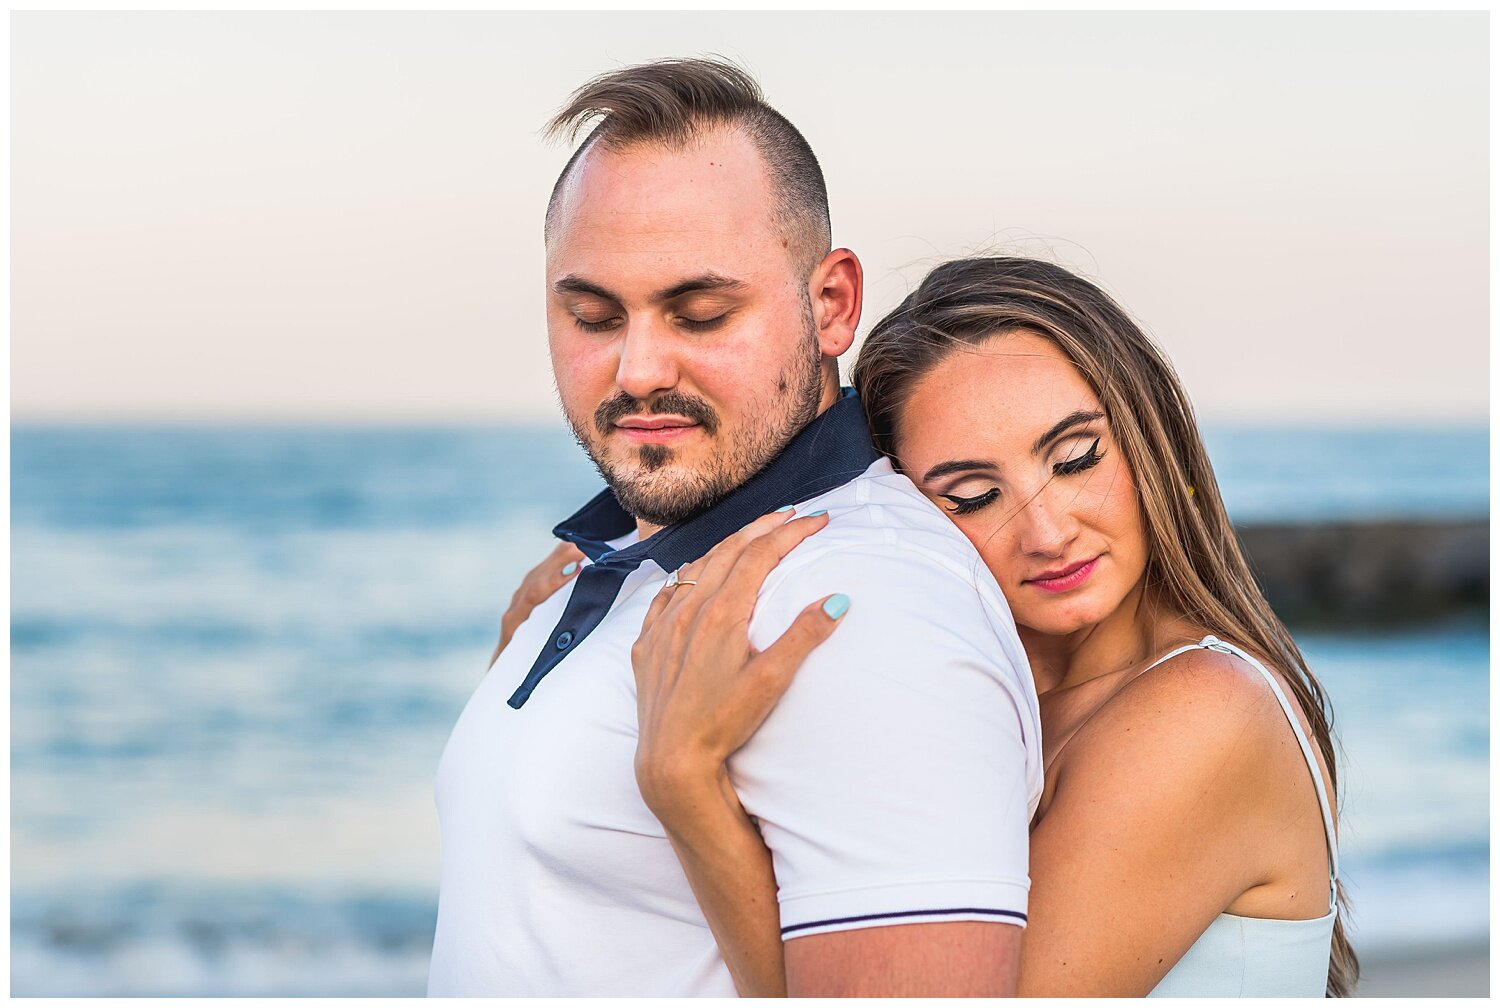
[665,567,699,589]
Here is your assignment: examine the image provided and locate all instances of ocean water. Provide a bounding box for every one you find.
[10,424,1488,995]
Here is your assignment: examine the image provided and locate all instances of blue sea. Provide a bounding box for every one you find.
[10,424,1489,995]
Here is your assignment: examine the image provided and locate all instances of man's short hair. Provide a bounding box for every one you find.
[543,57,833,276]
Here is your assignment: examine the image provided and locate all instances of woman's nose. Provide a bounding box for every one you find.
[1016,486,1078,558]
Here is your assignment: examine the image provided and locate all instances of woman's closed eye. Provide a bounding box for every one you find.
[1054,437,1105,477]
[939,487,1000,516]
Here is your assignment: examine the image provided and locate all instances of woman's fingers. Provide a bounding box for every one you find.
[669,506,827,603]
[640,505,830,666]
[638,574,678,640]
[687,507,799,591]
[751,593,850,694]
[492,540,587,666]
[530,541,586,601]
[646,508,798,631]
[718,510,830,613]
[512,541,585,612]
[631,516,844,789]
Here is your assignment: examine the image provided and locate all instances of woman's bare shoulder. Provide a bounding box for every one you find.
[1056,645,1302,805]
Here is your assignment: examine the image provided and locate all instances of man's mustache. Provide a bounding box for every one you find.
[594,391,721,437]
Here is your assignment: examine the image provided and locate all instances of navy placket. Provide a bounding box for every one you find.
[506,392,882,709]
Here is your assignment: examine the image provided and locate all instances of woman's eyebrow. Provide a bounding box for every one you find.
[1032,410,1105,454]
[921,458,1000,483]
[920,411,1105,483]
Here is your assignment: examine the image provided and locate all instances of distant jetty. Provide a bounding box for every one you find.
[1236,517,1488,627]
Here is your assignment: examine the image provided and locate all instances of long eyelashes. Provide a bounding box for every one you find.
[939,438,1106,516]
[940,487,1000,516]
[1054,437,1104,476]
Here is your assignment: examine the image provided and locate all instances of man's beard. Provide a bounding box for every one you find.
[564,305,824,529]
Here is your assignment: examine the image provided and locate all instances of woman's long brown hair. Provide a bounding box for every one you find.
[851,256,1358,996]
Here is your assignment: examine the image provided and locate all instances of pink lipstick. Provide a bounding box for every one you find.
[1025,556,1099,594]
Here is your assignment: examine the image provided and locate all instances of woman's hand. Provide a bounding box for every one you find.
[488,540,586,668]
[631,507,848,819]
[630,507,848,997]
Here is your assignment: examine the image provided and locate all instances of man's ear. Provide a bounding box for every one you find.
[808,248,863,358]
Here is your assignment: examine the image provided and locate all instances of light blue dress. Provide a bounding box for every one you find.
[1145,636,1338,998]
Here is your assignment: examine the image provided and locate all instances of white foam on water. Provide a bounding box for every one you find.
[12,933,431,997]
[15,785,443,888]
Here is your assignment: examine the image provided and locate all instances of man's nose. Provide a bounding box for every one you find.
[614,319,680,401]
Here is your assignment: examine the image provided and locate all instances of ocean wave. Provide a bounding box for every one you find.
[12,883,435,997]
[10,427,1487,994]
[12,858,1488,996]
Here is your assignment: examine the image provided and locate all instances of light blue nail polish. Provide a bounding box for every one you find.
[822,594,850,619]
[774,505,794,513]
[562,562,578,576]
[807,509,828,518]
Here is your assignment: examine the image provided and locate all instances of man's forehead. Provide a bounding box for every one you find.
[547,132,783,264]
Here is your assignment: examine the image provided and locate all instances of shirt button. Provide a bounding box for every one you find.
[555,630,575,650]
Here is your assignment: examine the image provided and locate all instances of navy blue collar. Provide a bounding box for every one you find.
[507,390,881,708]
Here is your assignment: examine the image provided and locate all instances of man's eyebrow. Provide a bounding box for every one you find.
[553,275,621,302]
[551,273,746,305]
[921,459,1000,483]
[1032,410,1105,455]
[655,274,745,302]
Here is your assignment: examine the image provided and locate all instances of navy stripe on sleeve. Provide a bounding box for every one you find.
[781,906,1027,935]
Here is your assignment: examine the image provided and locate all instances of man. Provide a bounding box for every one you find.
[428,58,1041,997]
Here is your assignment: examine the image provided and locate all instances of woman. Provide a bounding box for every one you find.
[497,257,1356,996]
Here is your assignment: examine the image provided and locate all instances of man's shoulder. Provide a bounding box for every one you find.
[751,463,1028,689]
[779,462,999,592]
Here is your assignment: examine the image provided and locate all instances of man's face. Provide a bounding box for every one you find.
[545,129,825,529]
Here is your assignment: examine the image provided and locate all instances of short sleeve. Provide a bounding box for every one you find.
[727,540,1039,940]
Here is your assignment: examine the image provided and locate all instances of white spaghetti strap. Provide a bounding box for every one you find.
[1145,635,1340,913]
[1197,635,1340,911]
[1140,640,1215,674]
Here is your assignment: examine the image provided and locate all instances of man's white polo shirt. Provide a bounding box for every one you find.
[428,394,1042,996]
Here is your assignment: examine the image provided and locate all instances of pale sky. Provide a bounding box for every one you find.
[12,11,1488,423]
